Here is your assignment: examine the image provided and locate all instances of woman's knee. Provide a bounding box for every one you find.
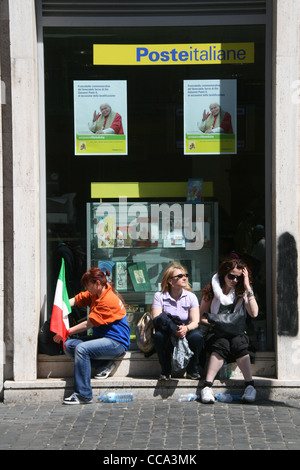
[208,337,230,360]
[231,335,249,357]
[153,330,168,346]
[74,341,91,359]
[187,329,204,348]
[64,338,81,357]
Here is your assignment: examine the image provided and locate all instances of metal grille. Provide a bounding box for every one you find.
[42,0,267,17]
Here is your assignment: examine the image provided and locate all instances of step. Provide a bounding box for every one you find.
[4,376,300,403]
[3,351,279,403]
[37,350,276,379]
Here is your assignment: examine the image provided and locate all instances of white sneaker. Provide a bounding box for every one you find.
[242,385,256,403]
[94,361,116,379]
[201,386,215,404]
[63,393,93,405]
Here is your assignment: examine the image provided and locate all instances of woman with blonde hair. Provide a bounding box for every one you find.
[152,262,204,380]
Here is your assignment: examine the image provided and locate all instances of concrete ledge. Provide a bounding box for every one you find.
[4,376,300,403]
[4,351,278,403]
[37,350,163,378]
[37,350,276,379]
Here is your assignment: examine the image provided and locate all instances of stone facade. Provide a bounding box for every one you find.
[1,0,300,401]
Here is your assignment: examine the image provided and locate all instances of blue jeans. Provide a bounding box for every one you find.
[64,336,126,399]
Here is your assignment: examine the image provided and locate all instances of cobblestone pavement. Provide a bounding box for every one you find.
[1,398,300,451]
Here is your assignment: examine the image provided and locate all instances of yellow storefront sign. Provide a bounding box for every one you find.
[93,43,254,66]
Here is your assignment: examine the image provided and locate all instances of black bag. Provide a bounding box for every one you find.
[38,320,63,355]
[205,298,247,339]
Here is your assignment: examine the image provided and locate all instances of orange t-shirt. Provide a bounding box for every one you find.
[75,284,126,327]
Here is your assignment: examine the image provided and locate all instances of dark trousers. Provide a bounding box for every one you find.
[154,328,204,376]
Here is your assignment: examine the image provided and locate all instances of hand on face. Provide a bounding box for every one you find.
[242,267,251,291]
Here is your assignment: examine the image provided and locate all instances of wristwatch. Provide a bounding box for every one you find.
[246,290,254,297]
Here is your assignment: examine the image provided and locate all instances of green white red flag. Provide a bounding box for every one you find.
[50,259,72,347]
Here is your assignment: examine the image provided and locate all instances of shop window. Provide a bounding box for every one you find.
[44,24,267,349]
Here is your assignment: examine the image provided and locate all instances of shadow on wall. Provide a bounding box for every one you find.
[277,232,298,336]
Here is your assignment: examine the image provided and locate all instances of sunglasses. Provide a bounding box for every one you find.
[227,273,243,281]
[170,273,189,280]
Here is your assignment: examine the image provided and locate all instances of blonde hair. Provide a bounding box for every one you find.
[160,261,192,293]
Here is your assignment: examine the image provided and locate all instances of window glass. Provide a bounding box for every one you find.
[44,25,266,348]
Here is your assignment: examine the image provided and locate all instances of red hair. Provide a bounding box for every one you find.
[80,267,125,304]
[80,267,109,289]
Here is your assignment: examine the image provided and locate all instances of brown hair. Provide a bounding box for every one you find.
[201,258,252,301]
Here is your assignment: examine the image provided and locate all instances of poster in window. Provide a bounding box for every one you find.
[74,80,127,155]
[186,178,204,203]
[115,261,127,292]
[184,79,237,155]
[95,216,116,248]
[98,261,115,283]
[128,262,152,292]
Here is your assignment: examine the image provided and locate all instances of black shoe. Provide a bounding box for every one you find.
[63,393,93,405]
[94,361,116,379]
[186,372,201,380]
[159,374,171,381]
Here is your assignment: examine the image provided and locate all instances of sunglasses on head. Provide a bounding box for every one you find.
[170,273,189,279]
[227,273,243,281]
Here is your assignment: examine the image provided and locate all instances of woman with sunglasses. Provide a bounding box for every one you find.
[200,258,259,404]
[152,262,204,380]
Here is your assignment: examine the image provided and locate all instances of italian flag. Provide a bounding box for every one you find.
[50,258,72,347]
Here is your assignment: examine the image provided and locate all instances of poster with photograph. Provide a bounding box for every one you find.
[95,216,116,248]
[74,80,127,155]
[184,79,237,155]
[115,261,127,292]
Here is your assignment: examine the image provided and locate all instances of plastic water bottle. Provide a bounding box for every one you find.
[178,393,199,402]
[215,392,241,403]
[98,392,133,403]
[218,361,228,380]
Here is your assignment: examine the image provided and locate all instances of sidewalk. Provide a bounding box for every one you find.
[1,397,300,450]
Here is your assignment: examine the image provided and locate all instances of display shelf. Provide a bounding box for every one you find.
[87,201,218,344]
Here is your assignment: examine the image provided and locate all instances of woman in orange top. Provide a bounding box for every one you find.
[54,267,130,405]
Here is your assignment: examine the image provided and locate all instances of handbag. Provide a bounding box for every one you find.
[38,320,63,355]
[205,298,247,339]
[136,312,155,356]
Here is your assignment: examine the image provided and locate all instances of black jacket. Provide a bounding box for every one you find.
[153,312,182,334]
